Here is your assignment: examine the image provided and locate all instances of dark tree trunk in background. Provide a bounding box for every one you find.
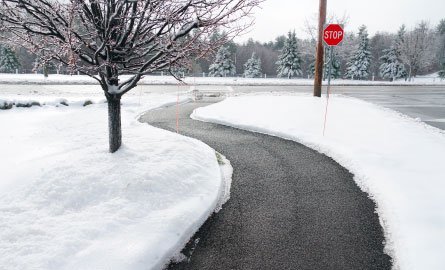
[43,65,48,78]
[107,94,122,153]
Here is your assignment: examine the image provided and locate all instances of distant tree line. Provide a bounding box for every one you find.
[203,19,445,80]
[1,19,445,80]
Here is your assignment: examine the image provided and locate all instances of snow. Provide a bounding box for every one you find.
[192,93,445,270]
[0,93,232,270]
[1,73,444,86]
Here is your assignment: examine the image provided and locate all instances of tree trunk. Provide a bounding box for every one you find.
[408,66,412,81]
[43,65,48,78]
[107,95,122,153]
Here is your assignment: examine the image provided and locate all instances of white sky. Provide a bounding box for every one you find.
[237,0,445,42]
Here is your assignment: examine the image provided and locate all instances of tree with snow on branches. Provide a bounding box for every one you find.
[0,45,20,72]
[324,49,341,80]
[243,52,262,78]
[345,25,372,80]
[276,31,302,79]
[379,46,407,81]
[209,46,236,77]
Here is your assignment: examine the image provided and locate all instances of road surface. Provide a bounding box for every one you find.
[140,102,392,270]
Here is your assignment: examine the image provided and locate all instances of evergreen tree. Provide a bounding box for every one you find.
[309,50,341,79]
[209,46,236,77]
[324,49,341,79]
[396,25,406,51]
[243,52,262,78]
[0,46,20,72]
[345,25,372,80]
[276,31,302,79]
[309,61,315,78]
[379,46,407,81]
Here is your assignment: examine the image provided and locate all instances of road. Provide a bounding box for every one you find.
[140,103,392,270]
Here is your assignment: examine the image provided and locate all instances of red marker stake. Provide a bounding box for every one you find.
[323,46,334,136]
[176,88,179,134]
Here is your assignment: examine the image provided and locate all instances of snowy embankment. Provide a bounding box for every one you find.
[0,73,444,86]
[0,94,232,270]
[192,94,445,270]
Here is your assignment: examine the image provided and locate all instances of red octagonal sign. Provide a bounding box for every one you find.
[323,24,344,46]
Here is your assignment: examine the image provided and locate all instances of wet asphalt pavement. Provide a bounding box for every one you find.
[140,102,392,270]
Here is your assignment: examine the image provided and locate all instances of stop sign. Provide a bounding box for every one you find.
[323,24,344,46]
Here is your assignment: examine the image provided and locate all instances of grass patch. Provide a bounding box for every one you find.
[215,151,225,165]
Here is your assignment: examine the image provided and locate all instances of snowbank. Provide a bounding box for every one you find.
[0,94,230,270]
[1,73,444,86]
[192,94,445,270]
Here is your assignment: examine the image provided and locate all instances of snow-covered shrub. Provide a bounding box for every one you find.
[83,100,94,107]
[15,101,41,108]
[57,99,69,106]
[0,100,13,110]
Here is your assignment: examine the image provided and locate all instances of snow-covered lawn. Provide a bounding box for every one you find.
[0,94,231,270]
[192,94,445,270]
[0,73,444,85]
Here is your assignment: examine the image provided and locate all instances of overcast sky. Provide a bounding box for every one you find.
[237,0,445,42]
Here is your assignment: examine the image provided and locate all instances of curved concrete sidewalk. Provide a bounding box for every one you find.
[140,102,392,270]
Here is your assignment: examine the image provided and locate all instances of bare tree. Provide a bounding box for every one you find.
[303,12,349,41]
[400,21,435,79]
[0,0,260,152]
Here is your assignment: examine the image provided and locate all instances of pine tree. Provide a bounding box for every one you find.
[379,46,407,81]
[309,61,315,78]
[324,49,341,79]
[209,46,236,77]
[396,25,406,52]
[309,50,340,79]
[393,25,409,81]
[379,25,408,81]
[0,46,20,72]
[276,31,302,79]
[243,52,262,78]
[345,25,372,80]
